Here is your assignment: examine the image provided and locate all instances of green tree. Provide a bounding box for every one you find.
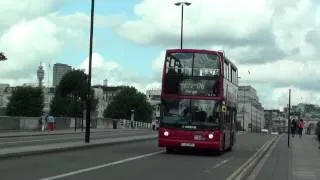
[6,86,44,116]
[103,86,153,122]
[50,69,98,117]
[0,52,7,61]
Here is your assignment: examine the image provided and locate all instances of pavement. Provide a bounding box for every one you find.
[0,132,275,180]
[0,129,157,159]
[0,128,142,138]
[249,134,320,180]
[0,129,154,148]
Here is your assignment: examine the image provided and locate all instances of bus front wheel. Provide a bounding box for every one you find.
[226,134,233,151]
[166,147,174,153]
[217,136,225,155]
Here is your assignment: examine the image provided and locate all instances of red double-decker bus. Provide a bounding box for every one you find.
[158,49,238,154]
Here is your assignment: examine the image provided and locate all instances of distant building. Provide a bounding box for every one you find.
[52,63,72,87]
[0,85,55,114]
[237,86,265,132]
[264,109,287,133]
[42,87,55,114]
[22,83,37,87]
[37,63,45,87]
[0,84,10,114]
[146,89,161,120]
[103,79,108,86]
[92,85,126,118]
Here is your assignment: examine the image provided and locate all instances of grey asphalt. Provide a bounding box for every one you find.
[0,129,154,148]
[0,133,275,180]
[253,135,292,180]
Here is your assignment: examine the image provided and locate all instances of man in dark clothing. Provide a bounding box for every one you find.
[291,119,297,137]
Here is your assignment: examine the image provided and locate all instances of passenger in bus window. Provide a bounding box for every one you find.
[165,67,179,93]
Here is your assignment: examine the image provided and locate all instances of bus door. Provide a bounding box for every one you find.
[218,104,230,148]
[224,107,231,148]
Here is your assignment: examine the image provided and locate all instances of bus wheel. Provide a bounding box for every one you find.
[218,136,225,155]
[166,147,174,153]
[226,143,233,151]
[226,135,233,151]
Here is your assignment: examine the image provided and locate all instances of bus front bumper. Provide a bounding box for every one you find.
[158,138,220,150]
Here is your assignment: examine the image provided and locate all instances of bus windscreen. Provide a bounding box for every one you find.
[161,98,220,127]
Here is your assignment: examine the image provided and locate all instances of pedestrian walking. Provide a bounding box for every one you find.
[41,114,47,131]
[297,118,304,138]
[47,115,55,131]
[152,119,156,131]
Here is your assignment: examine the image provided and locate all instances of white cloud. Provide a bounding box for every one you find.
[0,16,89,85]
[0,1,103,86]
[109,0,320,108]
[269,87,320,109]
[3,0,320,109]
[152,50,166,72]
[116,0,274,47]
[0,0,63,32]
[78,52,160,93]
[238,59,320,90]
[148,47,320,109]
[78,52,120,85]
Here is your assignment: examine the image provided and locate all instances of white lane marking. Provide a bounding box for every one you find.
[246,135,281,180]
[226,136,277,180]
[204,157,234,173]
[38,151,164,180]
[212,157,234,169]
[0,131,150,145]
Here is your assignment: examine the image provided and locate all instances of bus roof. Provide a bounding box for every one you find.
[166,49,237,70]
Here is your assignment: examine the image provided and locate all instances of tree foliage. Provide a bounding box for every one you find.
[6,86,44,117]
[103,86,153,122]
[0,52,7,61]
[50,69,98,117]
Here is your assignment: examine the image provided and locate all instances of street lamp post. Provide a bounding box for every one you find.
[85,0,95,143]
[250,99,253,132]
[288,89,291,147]
[174,2,191,49]
[243,89,246,131]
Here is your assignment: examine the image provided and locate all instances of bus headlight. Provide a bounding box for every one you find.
[164,131,169,136]
[208,133,214,139]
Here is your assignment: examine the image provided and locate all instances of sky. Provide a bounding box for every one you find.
[1,0,320,110]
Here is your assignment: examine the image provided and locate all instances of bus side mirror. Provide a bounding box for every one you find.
[221,105,226,112]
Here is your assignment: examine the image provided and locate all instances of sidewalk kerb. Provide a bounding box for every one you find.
[0,135,157,160]
[0,128,150,138]
[0,130,106,138]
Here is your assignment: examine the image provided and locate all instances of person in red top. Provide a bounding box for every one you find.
[297,118,304,138]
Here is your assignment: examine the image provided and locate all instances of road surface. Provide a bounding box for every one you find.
[0,133,275,180]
